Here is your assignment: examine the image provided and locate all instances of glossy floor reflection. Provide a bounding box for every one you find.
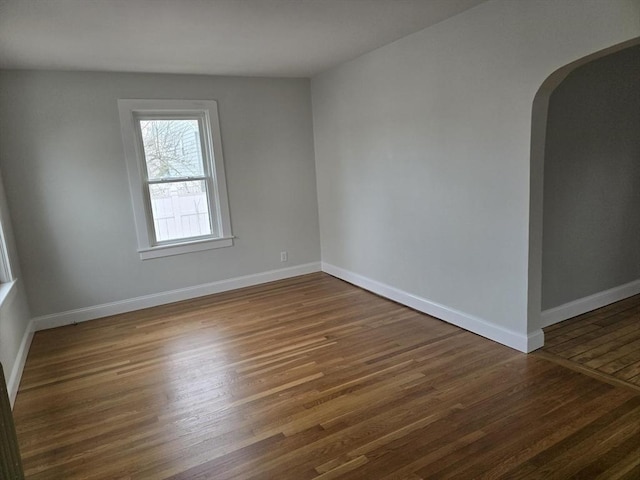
[13,273,640,479]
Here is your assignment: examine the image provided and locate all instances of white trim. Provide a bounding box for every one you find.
[322,262,542,353]
[32,262,321,331]
[541,278,640,328]
[118,99,233,259]
[0,186,15,283]
[8,319,34,409]
[0,216,13,283]
[526,329,545,352]
[0,279,17,309]
[138,236,233,260]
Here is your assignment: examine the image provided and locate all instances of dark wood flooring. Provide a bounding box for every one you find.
[13,273,640,479]
[538,293,640,392]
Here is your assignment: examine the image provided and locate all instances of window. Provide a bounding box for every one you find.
[0,191,16,307]
[0,218,12,283]
[118,100,233,260]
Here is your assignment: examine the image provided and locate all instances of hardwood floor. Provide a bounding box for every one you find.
[13,273,640,479]
[538,293,640,391]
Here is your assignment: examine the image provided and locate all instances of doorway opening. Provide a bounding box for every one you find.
[528,40,640,388]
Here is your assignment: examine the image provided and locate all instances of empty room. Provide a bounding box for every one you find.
[0,1,639,478]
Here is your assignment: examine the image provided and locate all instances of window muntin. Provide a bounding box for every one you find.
[118,99,233,260]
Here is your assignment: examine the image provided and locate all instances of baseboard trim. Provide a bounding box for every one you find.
[32,262,321,332]
[322,262,542,353]
[8,320,34,409]
[541,278,640,328]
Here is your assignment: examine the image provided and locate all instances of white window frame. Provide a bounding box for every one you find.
[118,99,233,260]
[0,222,12,283]
[0,201,16,308]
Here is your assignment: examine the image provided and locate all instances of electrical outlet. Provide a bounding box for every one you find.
[280,251,288,262]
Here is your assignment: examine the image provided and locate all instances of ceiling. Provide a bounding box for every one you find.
[0,0,486,77]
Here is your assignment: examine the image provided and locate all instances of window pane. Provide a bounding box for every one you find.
[149,180,214,242]
[139,119,205,180]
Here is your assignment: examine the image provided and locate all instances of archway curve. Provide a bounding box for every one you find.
[527,37,640,345]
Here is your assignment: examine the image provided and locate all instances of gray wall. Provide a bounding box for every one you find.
[311,0,639,343]
[0,71,320,317]
[542,45,640,310]
[0,169,31,387]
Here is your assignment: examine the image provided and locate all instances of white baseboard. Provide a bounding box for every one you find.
[541,278,640,328]
[322,262,542,353]
[8,319,34,409]
[32,262,321,332]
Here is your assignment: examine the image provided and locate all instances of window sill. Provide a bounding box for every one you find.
[138,236,234,260]
[0,279,17,310]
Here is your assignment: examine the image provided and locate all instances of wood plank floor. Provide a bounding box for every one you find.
[538,293,640,391]
[13,273,640,479]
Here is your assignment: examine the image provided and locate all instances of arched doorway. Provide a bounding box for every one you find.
[528,38,640,346]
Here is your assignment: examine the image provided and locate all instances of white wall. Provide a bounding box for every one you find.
[312,0,639,351]
[542,45,640,310]
[0,71,320,318]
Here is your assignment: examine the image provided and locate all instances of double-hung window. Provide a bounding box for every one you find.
[118,100,233,259]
